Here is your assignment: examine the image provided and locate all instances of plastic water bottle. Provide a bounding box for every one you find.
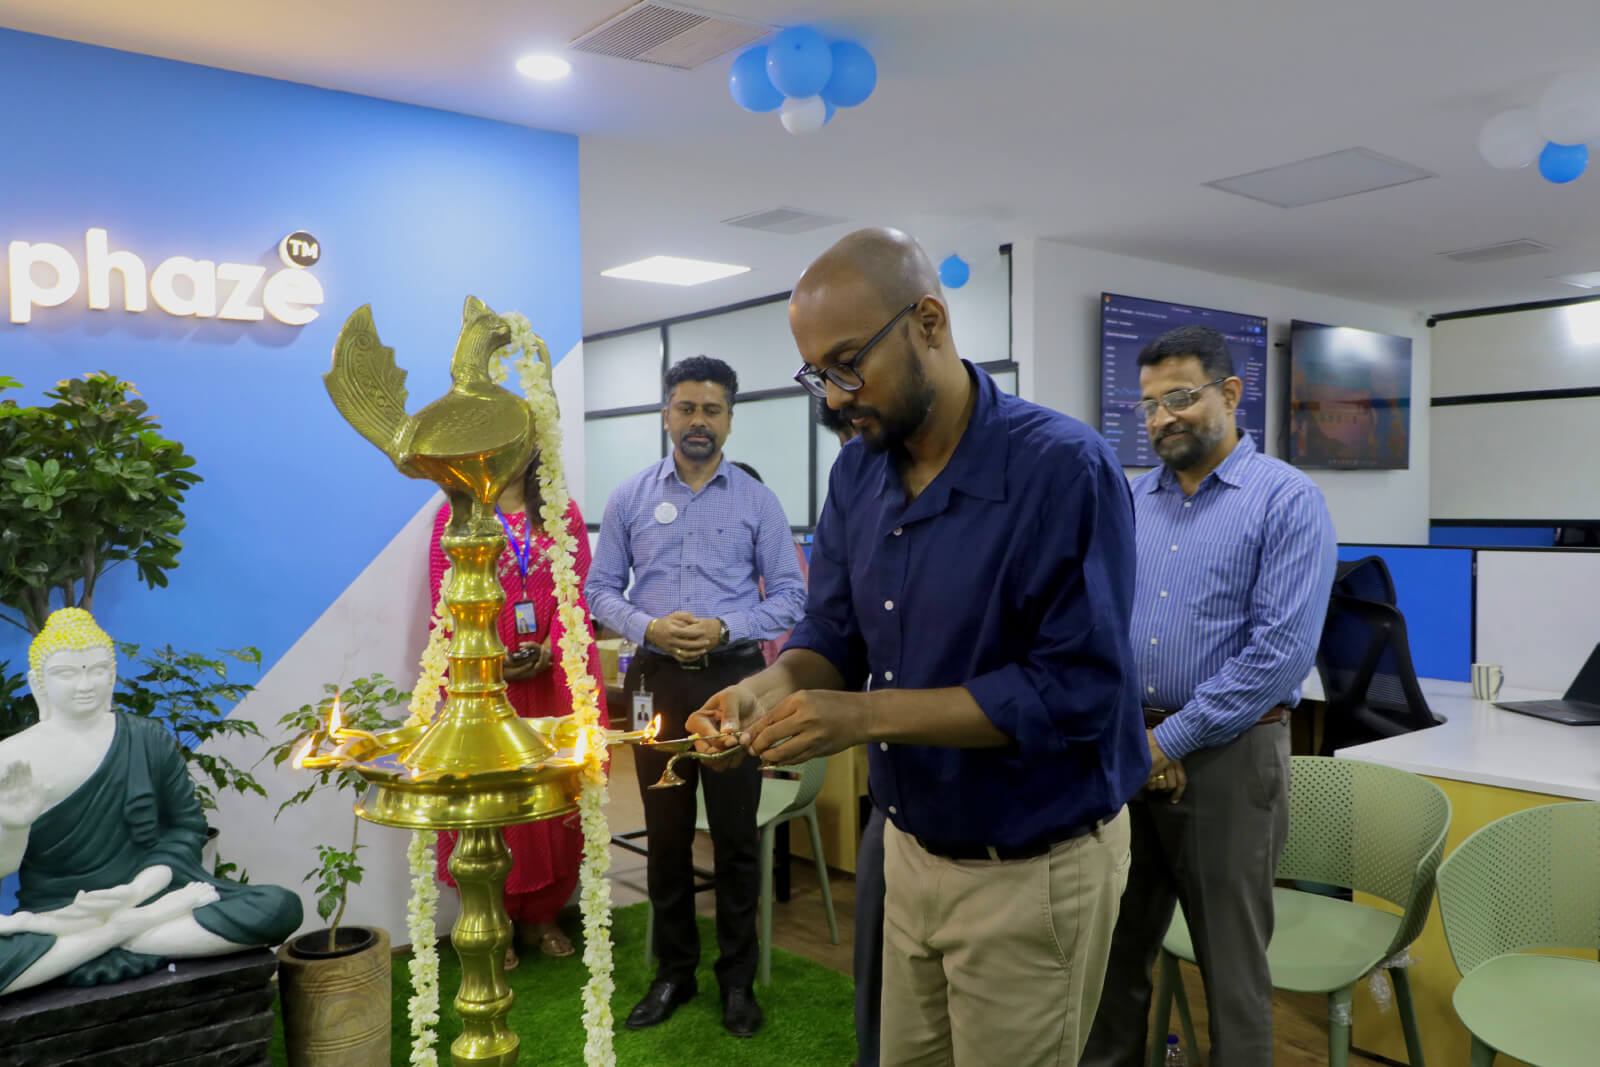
[617,640,636,677]
[1164,1034,1186,1066]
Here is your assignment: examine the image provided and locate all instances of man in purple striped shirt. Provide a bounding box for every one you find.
[1083,326,1336,1067]
[585,355,806,1039]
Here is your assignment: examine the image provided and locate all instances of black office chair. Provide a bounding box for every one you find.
[1315,593,1439,756]
[1331,554,1397,606]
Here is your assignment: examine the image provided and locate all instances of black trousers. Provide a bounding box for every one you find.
[626,647,765,990]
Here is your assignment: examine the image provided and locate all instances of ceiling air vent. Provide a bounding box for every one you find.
[569,2,770,71]
[723,207,848,234]
[1437,239,1553,265]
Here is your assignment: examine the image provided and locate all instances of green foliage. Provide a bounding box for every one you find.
[0,660,39,742]
[113,642,266,816]
[266,674,410,942]
[0,372,201,634]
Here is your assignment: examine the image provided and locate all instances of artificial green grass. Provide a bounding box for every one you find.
[269,901,854,1065]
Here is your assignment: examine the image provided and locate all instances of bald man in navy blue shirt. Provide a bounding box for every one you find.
[690,228,1149,1066]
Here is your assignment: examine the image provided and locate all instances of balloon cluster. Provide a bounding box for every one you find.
[728,27,877,135]
[1478,70,1600,184]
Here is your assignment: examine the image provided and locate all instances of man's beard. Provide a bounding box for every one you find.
[677,431,716,459]
[1153,418,1225,471]
[843,358,936,454]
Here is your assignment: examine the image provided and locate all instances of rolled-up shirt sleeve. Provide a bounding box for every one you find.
[784,480,869,688]
[963,457,1140,753]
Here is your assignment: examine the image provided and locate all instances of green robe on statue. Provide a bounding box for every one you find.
[0,713,302,990]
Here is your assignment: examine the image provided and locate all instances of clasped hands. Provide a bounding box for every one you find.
[646,612,724,663]
[684,685,867,768]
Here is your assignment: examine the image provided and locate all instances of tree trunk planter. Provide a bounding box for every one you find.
[276,926,390,1066]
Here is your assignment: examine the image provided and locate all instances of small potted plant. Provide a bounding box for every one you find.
[265,674,411,1067]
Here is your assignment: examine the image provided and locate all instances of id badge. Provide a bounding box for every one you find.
[632,689,654,732]
[512,600,538,637]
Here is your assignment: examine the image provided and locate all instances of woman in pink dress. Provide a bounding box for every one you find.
[427,455,608,968]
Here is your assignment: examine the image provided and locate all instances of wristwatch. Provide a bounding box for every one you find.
[717,619,730,647]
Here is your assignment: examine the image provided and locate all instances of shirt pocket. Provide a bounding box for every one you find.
[1189,540,1259,620]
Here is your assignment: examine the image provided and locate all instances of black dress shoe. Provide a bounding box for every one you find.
[721,985,764,1037]
[625,978,697,1030]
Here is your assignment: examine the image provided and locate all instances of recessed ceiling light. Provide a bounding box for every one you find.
[600,255,750,286]
[1552,270,1600,290]
[516,54,572,81]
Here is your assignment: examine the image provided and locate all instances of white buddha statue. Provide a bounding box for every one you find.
[0,608,302,995]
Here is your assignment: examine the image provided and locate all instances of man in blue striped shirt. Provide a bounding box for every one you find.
[585,355,805,1039]
[1083,326,1337,1067]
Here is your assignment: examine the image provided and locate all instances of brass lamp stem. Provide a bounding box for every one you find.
[447,827,518,1066]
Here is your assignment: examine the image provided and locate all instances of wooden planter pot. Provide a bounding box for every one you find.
[276,925,391,1066]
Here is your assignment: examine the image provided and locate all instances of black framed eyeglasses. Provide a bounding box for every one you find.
[793,302,918,400]
[1130,377,1229,420]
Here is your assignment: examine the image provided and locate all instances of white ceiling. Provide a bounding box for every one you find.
[7,0,1600,334]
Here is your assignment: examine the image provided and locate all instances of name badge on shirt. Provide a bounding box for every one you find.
[654,501,678,524]
[512,600,538,636]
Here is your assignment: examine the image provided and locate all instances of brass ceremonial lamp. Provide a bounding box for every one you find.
[293,296,662,1066]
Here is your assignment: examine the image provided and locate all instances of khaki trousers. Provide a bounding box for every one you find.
[880,808,1132,1067]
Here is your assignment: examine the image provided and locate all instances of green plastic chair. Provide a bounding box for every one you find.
[643,757,839,985]
[1435,801,1600,1067]
[1150,756,1451,1067]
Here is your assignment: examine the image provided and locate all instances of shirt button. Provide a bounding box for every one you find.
[888,805,898,815]
[884,600,895,611]
[1150,638,1159,645]
[1160,590,1169,598]
[1183,501,1193,508]
[879,742,889,752]
[884,670,894,681]
[893,527,903,536]
[1170,544,1178,551]
[1147,685,1156,694]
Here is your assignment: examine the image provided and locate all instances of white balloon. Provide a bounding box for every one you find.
[780,95,828,135]
[1537,69,1600,146]
[1478,109,1545,170]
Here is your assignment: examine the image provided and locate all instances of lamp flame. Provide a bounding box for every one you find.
[649,713,662,740]
[327,694,344,736]
[291,734,316,769]
[573,726,591,765]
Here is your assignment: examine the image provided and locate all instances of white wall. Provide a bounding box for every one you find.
[203,343,585,946]
[1013,238,1431,544]
[1430,302,1600,521]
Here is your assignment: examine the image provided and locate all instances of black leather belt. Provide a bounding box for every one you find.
[1143,705,1287,730]
[641,640,762,671]
[915,818,1107,863]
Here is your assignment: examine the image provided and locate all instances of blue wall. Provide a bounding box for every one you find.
[0,29,579,682]
[1337,544,1474,682]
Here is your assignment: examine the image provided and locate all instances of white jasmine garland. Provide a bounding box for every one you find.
[405,830,442,1067]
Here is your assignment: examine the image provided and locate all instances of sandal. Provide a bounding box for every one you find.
[503,946,520,971]
[538,929,575,958]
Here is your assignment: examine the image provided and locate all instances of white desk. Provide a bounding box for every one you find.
[1316,676,1600,801]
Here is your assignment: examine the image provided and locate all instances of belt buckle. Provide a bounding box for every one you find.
[677,652,708,670]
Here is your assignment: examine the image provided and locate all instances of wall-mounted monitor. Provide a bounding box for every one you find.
[1099,292,1268,467]
[1288,321,1412,470]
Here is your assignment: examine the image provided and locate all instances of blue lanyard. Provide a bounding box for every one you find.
[495,507,535,585]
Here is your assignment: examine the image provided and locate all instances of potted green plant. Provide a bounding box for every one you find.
[264,673,412,1067]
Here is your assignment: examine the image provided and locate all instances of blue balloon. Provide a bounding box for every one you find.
[729,46,783,112]
[939,255,970,289]
[766,27,832,99]
[823,99,837,126]
[1539,141,1589,184]
[823,41,877,107]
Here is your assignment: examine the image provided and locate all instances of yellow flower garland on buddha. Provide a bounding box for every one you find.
[403,314,616,1067]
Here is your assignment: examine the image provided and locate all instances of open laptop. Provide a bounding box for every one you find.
[1496,643,1600,725]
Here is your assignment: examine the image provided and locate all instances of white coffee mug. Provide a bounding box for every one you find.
[1471,663,1504,701]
